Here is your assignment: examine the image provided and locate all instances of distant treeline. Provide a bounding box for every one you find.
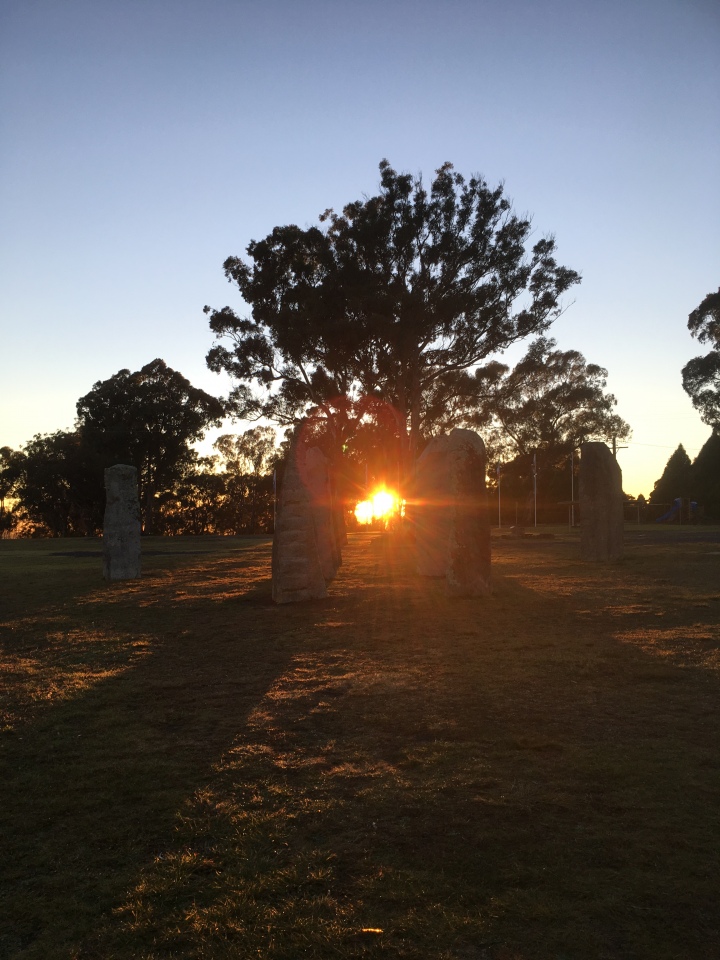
[3,353,719,538]
[0,360,280,538]
[646,434,720,522]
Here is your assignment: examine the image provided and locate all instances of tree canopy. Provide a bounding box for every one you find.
[205,160,581,482]
[2,431,103,537]
[1,363,284,539]
[682,287,720,428]
[649,444,694,505]
[76,359,226,532]
[429,337,630,468]
[691,429,720,520]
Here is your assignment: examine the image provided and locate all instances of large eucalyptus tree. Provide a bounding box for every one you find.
[205,160,580,484]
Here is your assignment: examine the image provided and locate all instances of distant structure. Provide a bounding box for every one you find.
[580,441,624,561]
[414,428,491,596]
[272,429,342,603]
[103,464,142,580]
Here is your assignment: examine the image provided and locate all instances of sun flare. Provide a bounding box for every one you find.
[354,488,400,525]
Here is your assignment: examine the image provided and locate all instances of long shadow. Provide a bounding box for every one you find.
[0,540,306,958]
[2,532,720,958]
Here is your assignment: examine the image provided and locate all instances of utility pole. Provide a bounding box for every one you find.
[612,435,628,459]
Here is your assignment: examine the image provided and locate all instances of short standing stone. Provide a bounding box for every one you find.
[272,433,327,603]
[103,464,141,580]
[446,428,491,597]
[580,441,624,561]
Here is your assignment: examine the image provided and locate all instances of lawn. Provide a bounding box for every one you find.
[1,528,719,959]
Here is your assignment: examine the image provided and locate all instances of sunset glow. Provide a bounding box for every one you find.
[354,489,399,525]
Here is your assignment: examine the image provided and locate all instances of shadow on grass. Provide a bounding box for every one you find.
[0,539,299,957]
[1,532,720,958]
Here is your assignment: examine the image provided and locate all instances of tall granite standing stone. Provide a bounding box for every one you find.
[305,446,341,583]
[103,464,141,580]
[580,441,624,561]
[414,428,491,595]
[414,434,451,577]
[446,429,491,597]
[272,433,328,604]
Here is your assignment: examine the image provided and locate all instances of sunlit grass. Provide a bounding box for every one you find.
[1,530,719,958]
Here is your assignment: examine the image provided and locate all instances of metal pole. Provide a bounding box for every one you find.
[497,465,501,528]
[533,452,537,528]
[570,448,575,527]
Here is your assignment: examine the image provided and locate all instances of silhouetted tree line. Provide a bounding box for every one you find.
[0,361,280,538]
[647,435,720,521]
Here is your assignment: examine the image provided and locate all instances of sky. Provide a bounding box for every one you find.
[1,0,718,498]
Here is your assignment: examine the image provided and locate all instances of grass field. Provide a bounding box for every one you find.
[1,527,719,959]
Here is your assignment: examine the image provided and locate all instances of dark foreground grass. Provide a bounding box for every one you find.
[1,529,719,959]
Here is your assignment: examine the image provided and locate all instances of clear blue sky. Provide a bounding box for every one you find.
[1,0,718,497]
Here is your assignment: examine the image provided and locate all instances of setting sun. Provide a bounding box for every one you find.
[354,488,400,525]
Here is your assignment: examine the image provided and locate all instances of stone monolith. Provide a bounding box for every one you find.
[446,428,491,597]
[414,434,451,577]
[305,446,341,583]
[272,434,328,604]
[103,464,141,580]
[580,441,624,561]
[414,428,491,595]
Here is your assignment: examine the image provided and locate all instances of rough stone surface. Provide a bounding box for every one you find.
[272,434,328,604]
[414,434,451,577]
[103,464,141,580]
[414,429,491,595]
[446,429,491,597]
[580,441,624,561]
[305,446,341,583]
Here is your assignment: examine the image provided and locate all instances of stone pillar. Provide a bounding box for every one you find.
[103,464,141,580]
[414,434,451,577]
[272,433,328,604]
[414,429,491,595]
[305,446,341,583]
[446,429,491,597]
[580,441,624,561]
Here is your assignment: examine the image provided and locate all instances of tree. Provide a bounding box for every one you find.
[214,426,278,533]
[442,337,631,465]
[5,431,104,536]
[649,444,694,505]
[0,446,19,536]
[682,288,720,427]
[421,337,630,517]
[76,359,225,533]
[205,160,581,487]
[691,429,720,521]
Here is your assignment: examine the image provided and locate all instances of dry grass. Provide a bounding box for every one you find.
[1,528,719,959]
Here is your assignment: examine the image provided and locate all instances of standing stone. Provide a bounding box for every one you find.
[414,429,491,595]
[446,429,491,597]
[414,434,451,577]
[103,464,141,580]
[305,446,341,583]
[580,441,624,561]
[272,433,327,604]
